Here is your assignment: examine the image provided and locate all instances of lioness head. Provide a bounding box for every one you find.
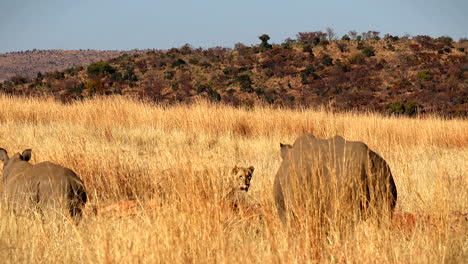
[230,165,255,192]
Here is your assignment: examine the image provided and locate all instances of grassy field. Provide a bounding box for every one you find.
[0,94,467,263]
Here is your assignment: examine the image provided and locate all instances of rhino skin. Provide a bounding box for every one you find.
[0,148,87,220]
[273,134,397,225]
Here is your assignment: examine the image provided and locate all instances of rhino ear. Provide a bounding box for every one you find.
[21,149,32,161]
[280,143,292,159]
[0,148,9,163]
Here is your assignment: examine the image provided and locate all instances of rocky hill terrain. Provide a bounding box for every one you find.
[0,49,141,81]
[1,32,467,117]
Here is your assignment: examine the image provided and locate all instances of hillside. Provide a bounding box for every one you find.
[1,33,467,117]
[0,49,141,81]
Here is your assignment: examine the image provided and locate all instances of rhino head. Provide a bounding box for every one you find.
[0,148,32,182]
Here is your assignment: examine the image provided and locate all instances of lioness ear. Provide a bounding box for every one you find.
[21,149,32,161]
[248,166,255,174]
[231,165,239,174]
[280,143,292,159]
[0,148,9,163]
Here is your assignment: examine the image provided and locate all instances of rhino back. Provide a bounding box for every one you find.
[282,135,369,183]
[274,134,374,223]
[4,161,85,202]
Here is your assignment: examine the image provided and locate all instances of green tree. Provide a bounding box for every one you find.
[259,34,272,52]
[237,74,254,92]
[87,61,116,78]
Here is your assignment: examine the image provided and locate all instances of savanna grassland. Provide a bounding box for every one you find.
[0,95,467,263]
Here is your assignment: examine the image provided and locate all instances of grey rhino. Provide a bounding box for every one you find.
[0,148,87,220]
[273,134,397,225]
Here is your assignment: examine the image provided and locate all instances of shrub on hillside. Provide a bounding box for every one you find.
[341,34,351,41]
[87,61,116,78]
[172,59,186,67]
[336,42,348,52]
[300,65,320,84]
[362,46,376,57]
[348,52,365,64]
[384,34,399,41]
[356,42,365,50]
[387,101,422,116]
[85,79,105,95]
[416,70,432,82]
[302,44,313,53]
[436,36,453,46]
[123,66,138,84]
[335,59,351,72]
[322,55,333,66]
[237,74,254,92]
[9,75,29,85]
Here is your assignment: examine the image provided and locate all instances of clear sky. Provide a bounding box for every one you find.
[1,0,467,52]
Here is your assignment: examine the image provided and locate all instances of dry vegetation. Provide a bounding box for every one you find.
[2,34,467,117]
[0,49,142,81]
[0,95,467,263]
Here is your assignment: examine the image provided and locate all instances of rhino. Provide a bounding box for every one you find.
[273,134,397,226]
[0,148,87,221]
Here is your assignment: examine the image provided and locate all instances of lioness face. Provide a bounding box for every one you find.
[231,166,255,192]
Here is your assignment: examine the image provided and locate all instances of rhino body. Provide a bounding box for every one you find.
[0,148,87,220]
[273,134,397,225]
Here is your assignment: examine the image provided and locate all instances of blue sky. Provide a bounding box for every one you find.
[1,0,467,52]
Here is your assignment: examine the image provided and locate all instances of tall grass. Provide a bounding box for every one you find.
[0,94,467,263]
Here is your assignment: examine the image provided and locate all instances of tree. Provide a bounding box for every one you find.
[296,31,326,45]
[362,31,380,40]
[259,34,270,43]
[326,27,336,41]
[237,74,254,92]
[87,61,116,78]
[259,34,272,52]
[348,30,358,40]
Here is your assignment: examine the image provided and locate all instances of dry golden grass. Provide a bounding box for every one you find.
[0,94,467,263]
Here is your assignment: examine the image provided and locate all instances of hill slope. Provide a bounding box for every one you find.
[0,49,141,81]
[1,35,467,117]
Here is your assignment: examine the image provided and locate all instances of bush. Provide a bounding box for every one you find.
[123,66,138,83]
[84,79,105,94]
[356,42,365,50]
[87,61,115,78]
[64,67,75,76]
[208,88,221,101]
[171,59,186,67]
[387,101,421,116]
[237,74,253,92]
[436,36,453,46]
[384,34,399,41]
[300,65,319,84]
[335,59,351,72]
[110,71,122,82]
[362,46,376,57]
[9,75,29,85]
[319,39,330,47]
[336,42,348,52]
[302,44,313,53]
[322,55,333,66]
[416,70,432,82]
[348,52,365,64]
[341,34,350,41]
